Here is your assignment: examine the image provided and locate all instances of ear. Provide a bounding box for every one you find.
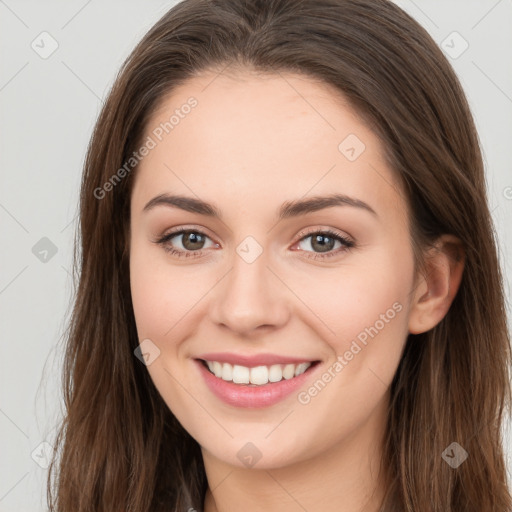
[408,234,465,335]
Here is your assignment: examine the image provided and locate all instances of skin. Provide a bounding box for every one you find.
[129,67,464,512]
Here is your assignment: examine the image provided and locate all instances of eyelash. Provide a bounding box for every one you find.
[154,226,355,261]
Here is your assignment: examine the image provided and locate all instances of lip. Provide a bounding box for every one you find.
[194,358,321,408]
[195,352,317,367]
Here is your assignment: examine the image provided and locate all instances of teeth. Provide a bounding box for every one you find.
[204,360,313,386]
[221,362,232,381]
[283,364,295,380]
[268,364,283,382]
[294,362,310,376]
[232,365,250,384]
[212,361,223,378]
[249,365,268,385]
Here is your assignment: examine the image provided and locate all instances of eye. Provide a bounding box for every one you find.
[293,228,355,260]
[155,228,218,258]
[154,226,355,260]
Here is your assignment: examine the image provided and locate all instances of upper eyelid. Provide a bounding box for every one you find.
[295,227,352,242]
[158,226,353,246]
[158,226,216,244]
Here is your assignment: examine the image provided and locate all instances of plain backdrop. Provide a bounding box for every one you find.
[0,1,511,510]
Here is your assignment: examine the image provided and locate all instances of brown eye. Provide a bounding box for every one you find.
[309,233,337,253]
[295,229,355,260]
[155,228,217,258]
[179,231,207,251]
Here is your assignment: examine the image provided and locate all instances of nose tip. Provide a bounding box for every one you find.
[208,257,290,335]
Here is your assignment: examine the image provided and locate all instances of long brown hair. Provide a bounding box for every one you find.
[47,0,512,510]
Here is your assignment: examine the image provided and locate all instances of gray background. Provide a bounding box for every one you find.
[0,1,511,510]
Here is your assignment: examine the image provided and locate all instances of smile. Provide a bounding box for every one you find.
[194,357,322,408]
[201,359,314,386]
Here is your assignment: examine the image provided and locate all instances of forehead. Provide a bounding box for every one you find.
[132,69,405,224]
[146,68,373,162]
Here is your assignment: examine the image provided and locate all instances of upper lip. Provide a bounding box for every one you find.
[195,352,319,367]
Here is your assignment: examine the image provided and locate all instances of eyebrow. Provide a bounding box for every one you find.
[142,193,377,220]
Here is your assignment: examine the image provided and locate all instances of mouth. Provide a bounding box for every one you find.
[196,358,321,387]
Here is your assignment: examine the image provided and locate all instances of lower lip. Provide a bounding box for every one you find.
[194,359,320,408]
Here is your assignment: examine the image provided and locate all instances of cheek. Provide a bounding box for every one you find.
[129,243,217,352]
[294,251,412,380]
[129,243,184,339]
[287,253,411,443]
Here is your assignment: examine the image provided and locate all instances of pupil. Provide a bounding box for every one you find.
[184,232,204,250]
[312,234,334,253]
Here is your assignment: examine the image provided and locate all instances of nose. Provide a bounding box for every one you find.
[208,248,290,336]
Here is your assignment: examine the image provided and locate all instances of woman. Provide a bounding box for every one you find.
[47,0,512,510]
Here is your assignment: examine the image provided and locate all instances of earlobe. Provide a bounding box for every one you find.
[408,235,465,335]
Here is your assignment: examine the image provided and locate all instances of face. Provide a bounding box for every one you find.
[129,68,417,470]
